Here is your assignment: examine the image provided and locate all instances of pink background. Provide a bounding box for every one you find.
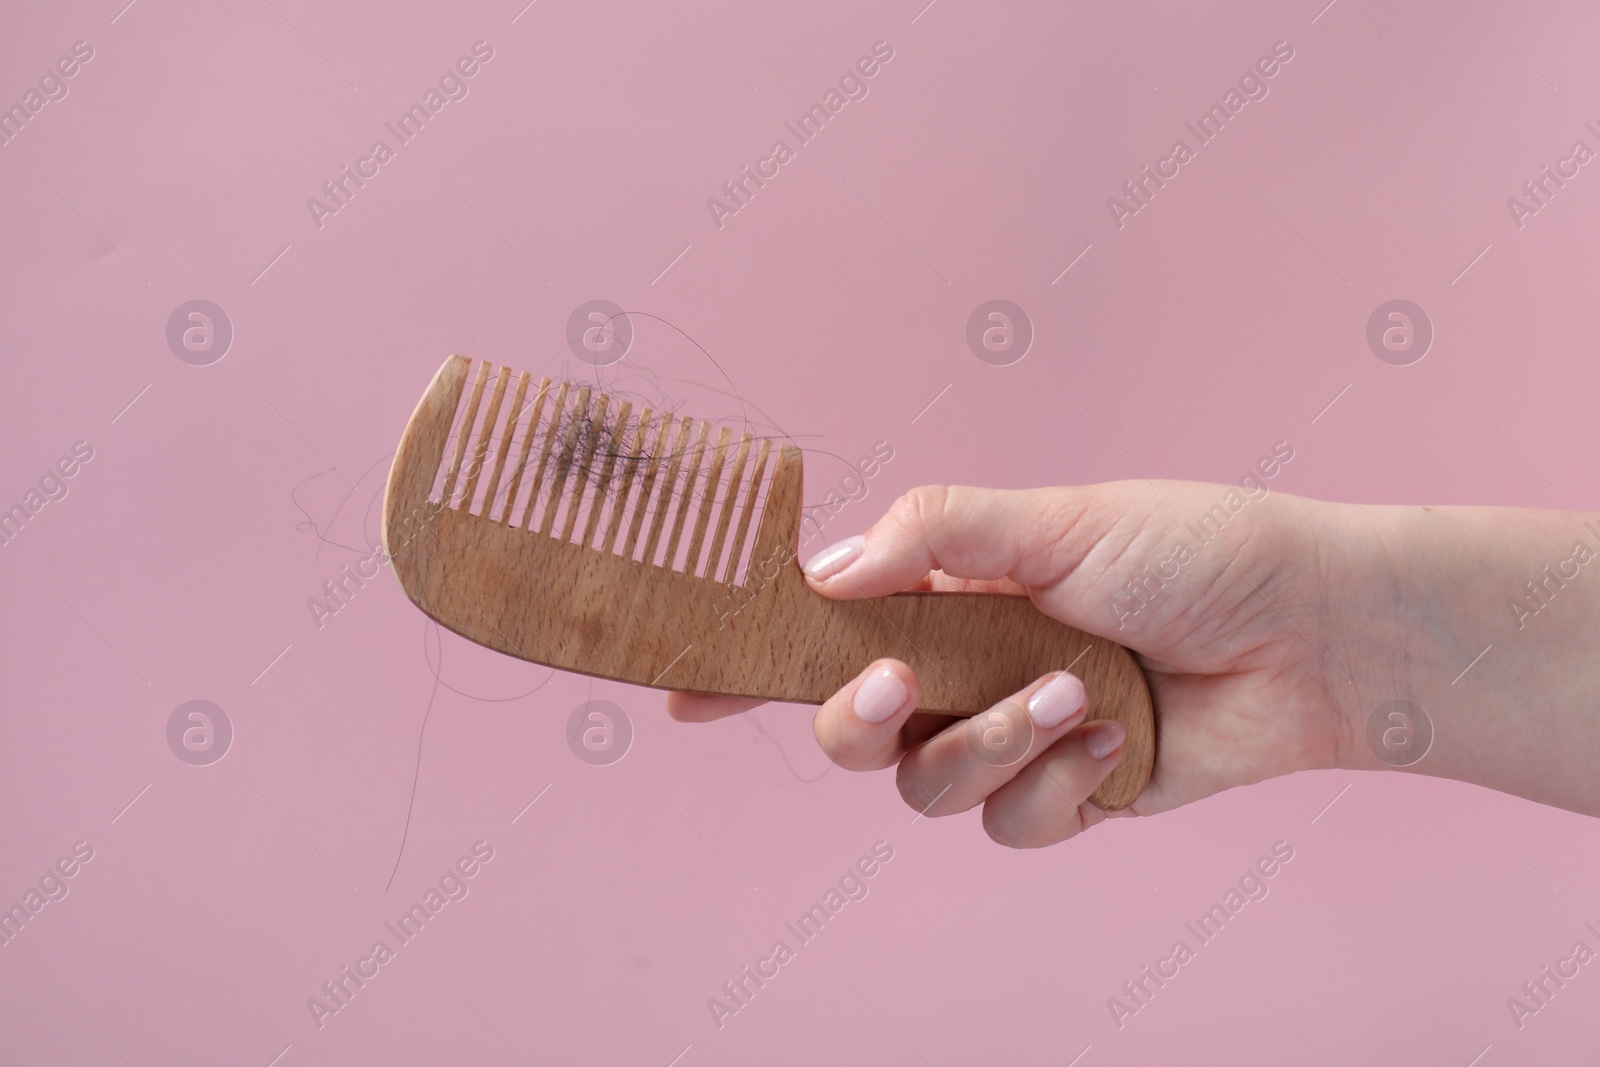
[4,0,1600,1063]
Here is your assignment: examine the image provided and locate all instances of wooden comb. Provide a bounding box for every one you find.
[382,356,1155,810]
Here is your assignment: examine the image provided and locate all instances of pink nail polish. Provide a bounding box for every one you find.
[1025,672,1086,729]
[1086,721,1126,760]
[853,666,906,724]
[803,535,864,581]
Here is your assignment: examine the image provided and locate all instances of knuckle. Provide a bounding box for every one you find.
[888,484,949,542]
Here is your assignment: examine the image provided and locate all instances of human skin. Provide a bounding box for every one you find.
[667,482,1600,848]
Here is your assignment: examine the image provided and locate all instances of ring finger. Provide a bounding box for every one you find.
[894,670,1092,818]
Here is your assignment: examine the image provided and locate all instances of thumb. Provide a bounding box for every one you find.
[800,483,1162,597]
[796,481,1260,642]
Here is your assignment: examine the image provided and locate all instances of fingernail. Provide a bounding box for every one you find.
[853,666,907,724]
[803,535,864,581]
[1085,720,1126,760]
[1026,672,1087,729]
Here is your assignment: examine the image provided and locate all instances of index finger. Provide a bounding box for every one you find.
[667,691,768,723]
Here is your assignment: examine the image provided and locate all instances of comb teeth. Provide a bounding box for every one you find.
[431,361,778,584]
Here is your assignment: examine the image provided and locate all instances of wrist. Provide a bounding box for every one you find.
[1326,501,1600,814]
[1304,497,1435,774]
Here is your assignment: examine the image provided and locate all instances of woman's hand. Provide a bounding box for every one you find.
[670,480,1365,847]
